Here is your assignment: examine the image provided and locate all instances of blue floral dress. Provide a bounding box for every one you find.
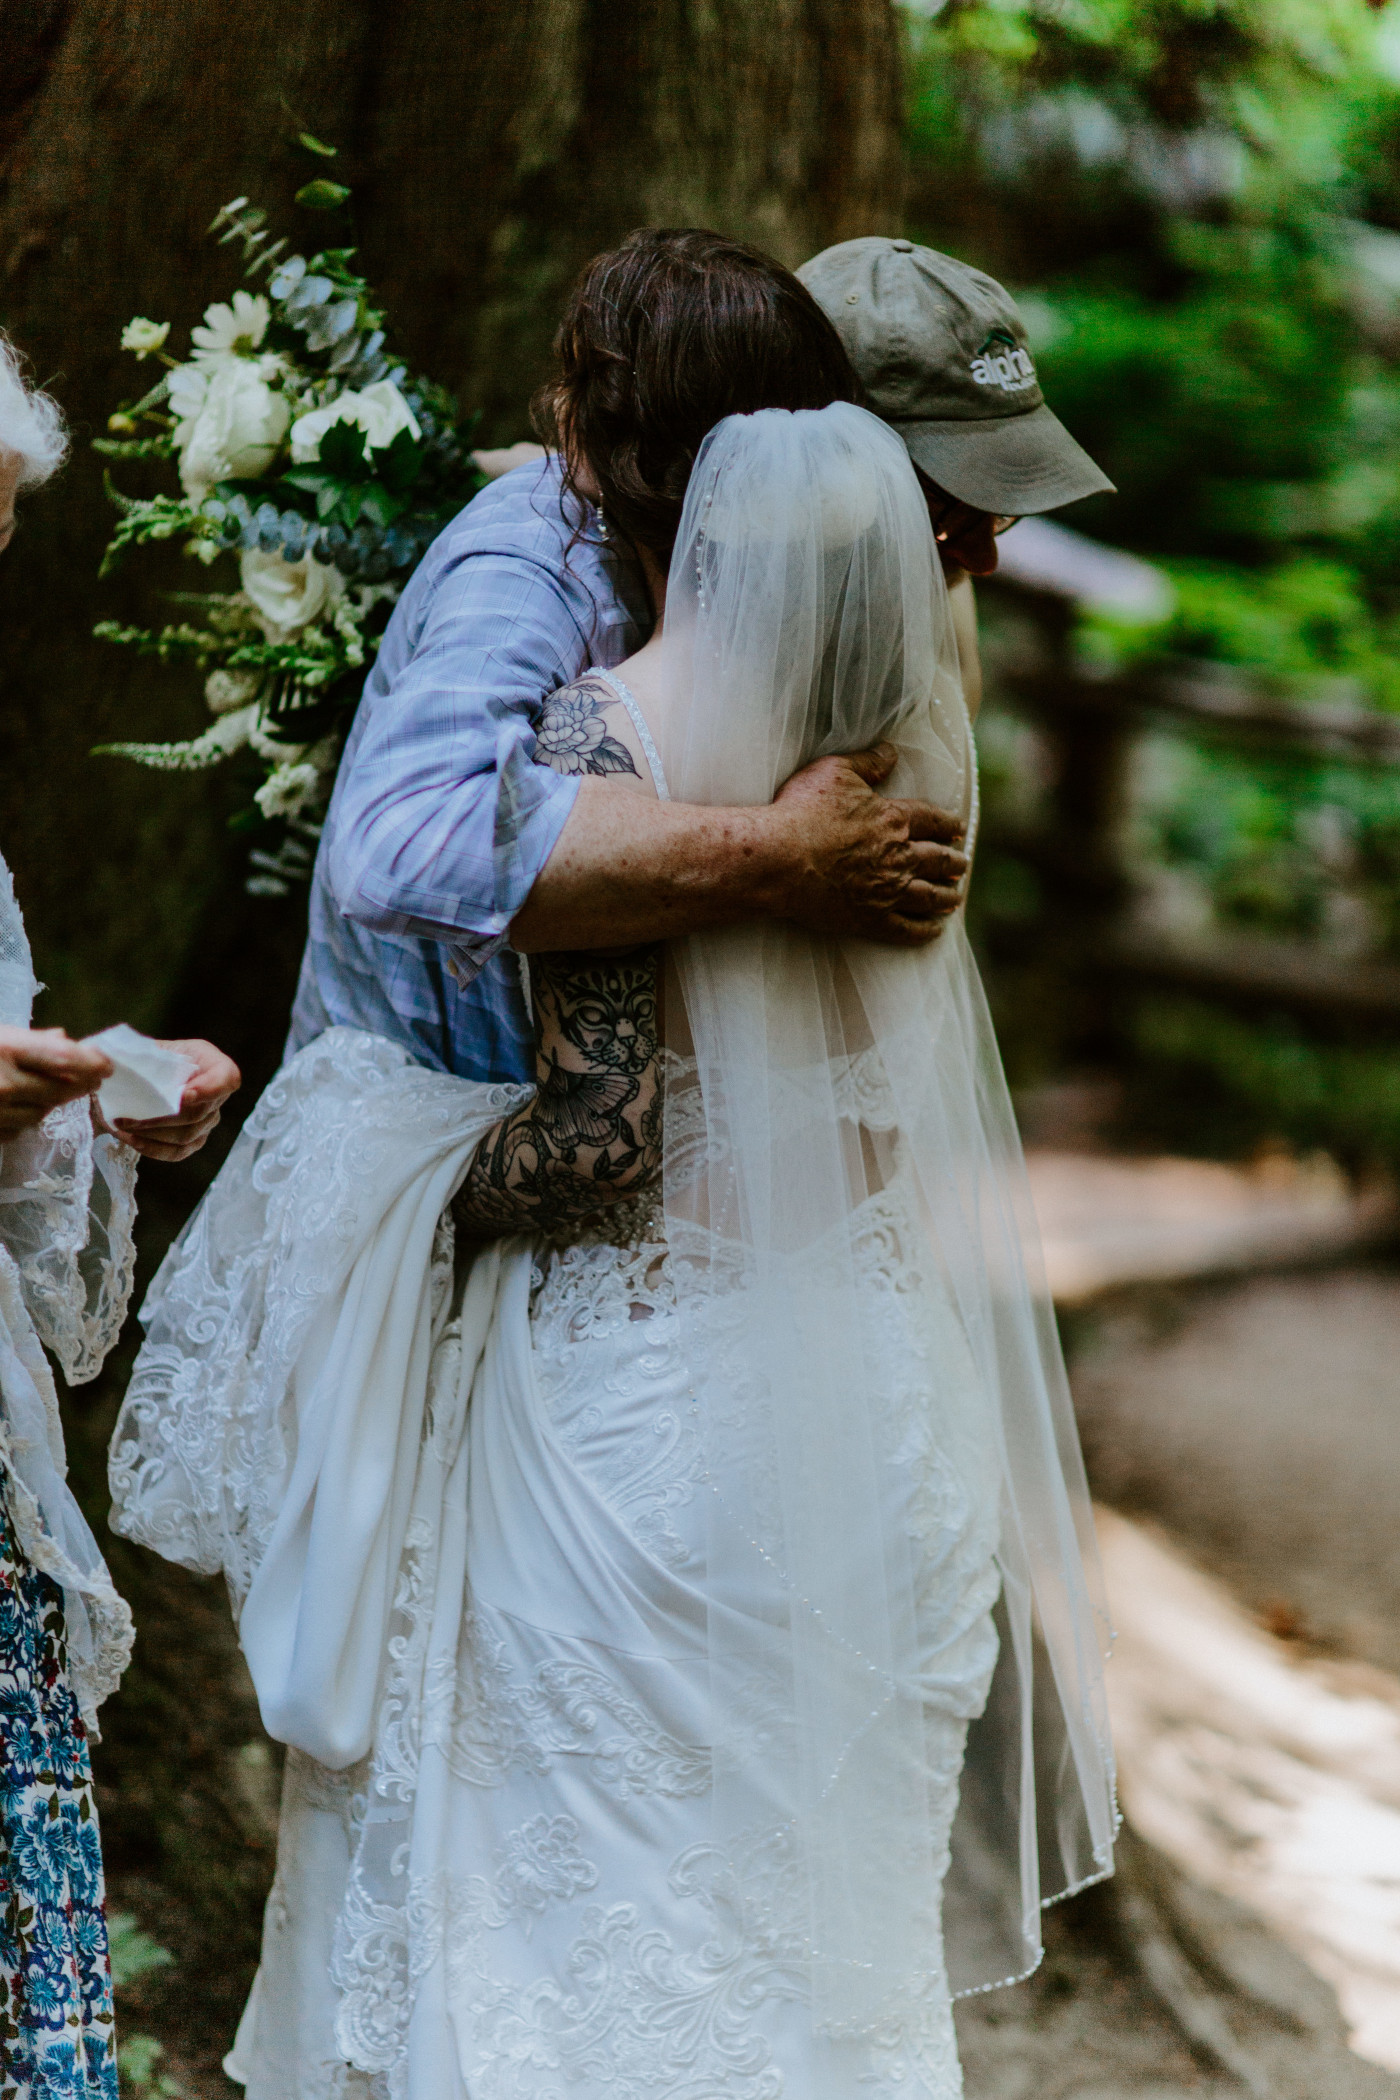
[0,1487,115,2100]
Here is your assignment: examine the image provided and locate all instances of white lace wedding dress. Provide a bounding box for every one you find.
[109,403,1115,2100]
[109,1015,999,2100]
[233,1102,998,2100]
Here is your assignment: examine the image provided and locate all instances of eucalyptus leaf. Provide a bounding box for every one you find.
[304,297,359,351]
[296,179,352,211]
[269,255,308,299]
[326,332,363,373]
[284,275,333,314]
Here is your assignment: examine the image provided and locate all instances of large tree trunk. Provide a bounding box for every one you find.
[0,0,902,1052]
[0,5,901,2084]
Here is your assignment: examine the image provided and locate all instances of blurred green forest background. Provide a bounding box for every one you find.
[903,0,1400,1164]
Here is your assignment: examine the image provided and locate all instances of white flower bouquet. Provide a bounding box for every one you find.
[94,168,483,892]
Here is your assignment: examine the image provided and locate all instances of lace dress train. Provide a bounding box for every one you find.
[225,1179,999,2100]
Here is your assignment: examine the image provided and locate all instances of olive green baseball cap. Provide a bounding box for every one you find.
[798,236,1114,515]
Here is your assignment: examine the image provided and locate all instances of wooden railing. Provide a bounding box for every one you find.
[976,572,1400,1025]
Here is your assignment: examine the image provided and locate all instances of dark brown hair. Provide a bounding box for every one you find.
[535,228,861,563]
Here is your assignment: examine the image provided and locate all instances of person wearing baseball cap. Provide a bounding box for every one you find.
[798,237,1114,711]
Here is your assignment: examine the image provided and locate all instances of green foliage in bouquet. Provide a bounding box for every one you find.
[93,179,484,893]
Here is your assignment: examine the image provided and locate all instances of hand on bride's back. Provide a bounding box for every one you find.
[771,743,968,945]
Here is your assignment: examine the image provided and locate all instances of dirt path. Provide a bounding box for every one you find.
[956,1827,1400,2100]
[956,1510,1400,2100]
[953,1257,1400,2100]
[1069,1264,1400,1682]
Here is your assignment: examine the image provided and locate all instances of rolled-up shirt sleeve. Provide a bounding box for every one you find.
[326,547,588,952]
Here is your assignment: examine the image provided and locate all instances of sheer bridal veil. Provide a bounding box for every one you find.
[654,403,1116,2034]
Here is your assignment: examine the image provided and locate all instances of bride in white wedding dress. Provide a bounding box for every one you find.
[109,401,1116,2100]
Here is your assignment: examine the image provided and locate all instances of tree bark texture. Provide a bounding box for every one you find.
[0,0,902,1052]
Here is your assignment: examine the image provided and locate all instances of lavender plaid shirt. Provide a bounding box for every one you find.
[288,458,651,1081]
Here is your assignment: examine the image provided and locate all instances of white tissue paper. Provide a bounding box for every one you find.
[84,1024,194,1124]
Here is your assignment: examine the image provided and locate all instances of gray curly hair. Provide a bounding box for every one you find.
[0,332,68,489]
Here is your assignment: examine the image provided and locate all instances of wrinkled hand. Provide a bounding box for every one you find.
[111,1039,241,1162]
[0,1027,112,1140]
[769,743,968,944]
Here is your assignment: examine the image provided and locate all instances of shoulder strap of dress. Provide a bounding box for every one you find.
[587,668,671,801]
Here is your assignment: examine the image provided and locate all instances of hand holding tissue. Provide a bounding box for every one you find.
[83,1025,194,1125]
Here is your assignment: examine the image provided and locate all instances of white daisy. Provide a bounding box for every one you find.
[255,760,322,820]
[191,290,271,365]
[120,318,169,359]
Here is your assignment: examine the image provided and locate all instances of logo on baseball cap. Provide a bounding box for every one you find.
[972,327,1037,395]
[798,237,1113,516]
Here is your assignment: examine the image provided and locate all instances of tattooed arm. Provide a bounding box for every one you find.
[454,674,662,1238]
[454,946,662,1237]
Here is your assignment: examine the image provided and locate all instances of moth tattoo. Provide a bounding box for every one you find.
[455,946,662,1236]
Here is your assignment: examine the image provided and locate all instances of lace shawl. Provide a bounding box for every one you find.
[108,1027,526,1767]
[0,855,137,1728]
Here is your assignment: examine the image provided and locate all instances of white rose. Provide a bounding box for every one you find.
[172,360,291,500]
[255,761,322,820]
[204,666,263,715]
[240,548,344,641]
[190,289,270,365]
[289,379,421,466]
[121,317,170,359]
